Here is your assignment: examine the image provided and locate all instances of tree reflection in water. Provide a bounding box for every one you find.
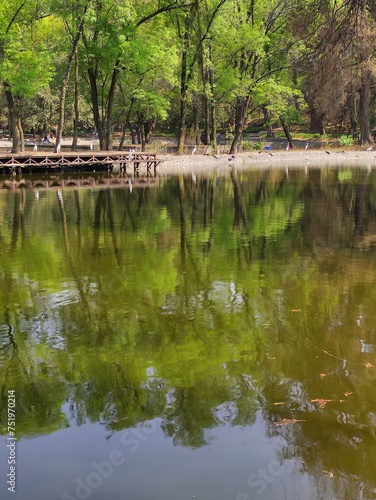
[1,167,376,498]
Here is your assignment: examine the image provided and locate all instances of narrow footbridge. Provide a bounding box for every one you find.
[0,151,162,175]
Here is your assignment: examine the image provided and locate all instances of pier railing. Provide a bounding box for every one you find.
[0,151,162,176]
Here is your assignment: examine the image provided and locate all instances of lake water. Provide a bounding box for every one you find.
[1,166,376,500]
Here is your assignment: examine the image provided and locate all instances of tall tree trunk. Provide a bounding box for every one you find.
[55,2,89,153]
[88,67,105,149]
[230,94,251,154]
[138,114,146,151]
[202,94,211,145]
[118,96,134,150]
[195,0,210,146]
[262,106,274,137]
[105,62,120,150]
[88,63,119,151]
[209,43,217,154]
[177,94,188,154]
[193,99,200,145]
[177,15,191,155]
[211,104,217,154]
[309,107,324,135]
[357,0,372,145]
[144,119,155,144]
[359,67,372,145]
[280,116,294,148]
[119,126,126,150]
[4,85,21,153]
[17,118,24,152]
[72,49,79,151]
[0,4,25,154]
[130,126,137,145]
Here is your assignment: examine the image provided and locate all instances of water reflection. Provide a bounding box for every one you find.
[1,166,376,499]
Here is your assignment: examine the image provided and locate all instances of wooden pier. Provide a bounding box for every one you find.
[0,151,162,176]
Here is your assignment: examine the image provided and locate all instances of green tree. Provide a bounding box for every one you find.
[53,0,91,153]
[80,0,184,151]
[0,1,54,152]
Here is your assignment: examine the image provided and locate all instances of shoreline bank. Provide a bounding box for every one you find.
[1,136,376,176]
[156,149,376,175]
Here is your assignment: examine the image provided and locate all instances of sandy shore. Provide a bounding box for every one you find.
[156,149,376,175]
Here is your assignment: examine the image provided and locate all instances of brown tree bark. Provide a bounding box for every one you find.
[262,106,275,137]
[87,67,105,149]
[177,15,191,155]
[71,49,79,151]
[4,85,22,153]
[209,44,217,154]
[230,94,252,154]
[280,116,294,148]
[309,107,324,135]
[359,67,372,145]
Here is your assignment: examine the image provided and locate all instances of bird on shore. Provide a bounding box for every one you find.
[286,143,290,151]
[305,143,309,150]
[192,145,197,155]
[367,146,373,151]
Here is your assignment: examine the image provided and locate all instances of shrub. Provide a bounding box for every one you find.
[339,135,354,147]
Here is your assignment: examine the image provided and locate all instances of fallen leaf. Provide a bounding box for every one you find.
[311,398,331,408]
[363,362,375,368]
[275,418,305,426]
[311,398,345,408]
[112,417,129,424]
[322,470,334,478]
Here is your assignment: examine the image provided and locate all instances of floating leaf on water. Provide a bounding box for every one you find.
[311,398,345,408]
[311,398,332,408]
[320,373,329,378]
[344,392,353,397]
[267,356,276,360]
[291,309,303,312]
[322,470,334,478]
[363,362,375,368]
[112,417,128,424]
[273,402,285,405]
[275,418,305,426]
